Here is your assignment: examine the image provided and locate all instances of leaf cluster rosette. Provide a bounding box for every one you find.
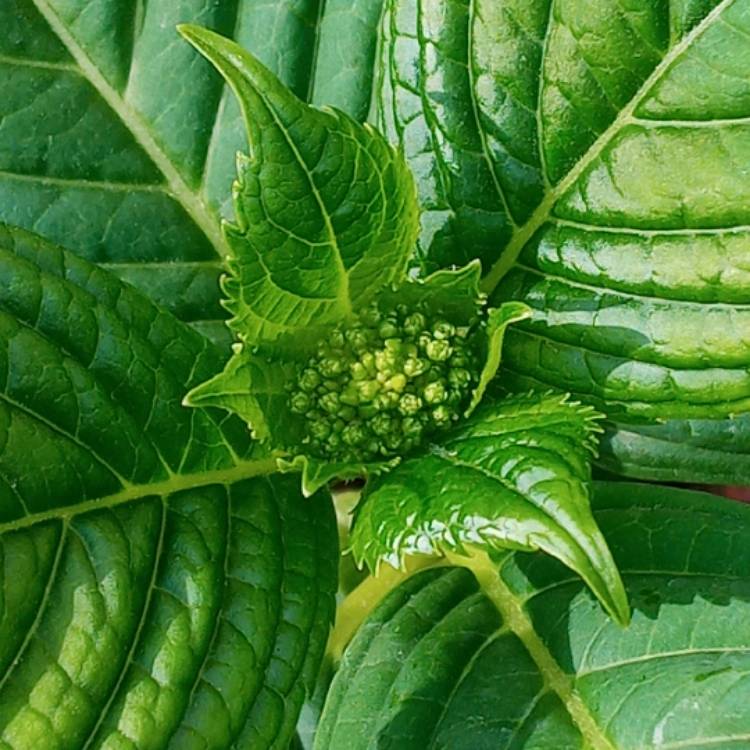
[179,26,531,495]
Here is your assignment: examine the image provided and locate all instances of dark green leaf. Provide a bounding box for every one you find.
[378,0,750,423]
[599,415,750,486]
[1,0,382,338]
[375,0,519,273]
[0,225,338,748]
[350,392,628,624]
[319,482,750,749]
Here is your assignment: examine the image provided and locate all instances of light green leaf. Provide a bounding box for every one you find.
[180,25,420,355]
[467,302,532,415]
[282,455,401,499]
[319,482,750,749]
[0,224,338,748]
[377,260,485,322]
[1,0,382,341]
[350,392,628,625]
[184,346,299,445]
[378,0,750,423]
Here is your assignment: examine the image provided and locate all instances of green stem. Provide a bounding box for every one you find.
[328,555,448,664]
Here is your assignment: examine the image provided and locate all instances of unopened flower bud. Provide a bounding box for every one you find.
[320,392,340,414]
[299,369,321,392]
[448,368,472,388]
[404,312,426,337]
[433,321,455,340]
[426,339,452,362]
[399,393,422,416]
[423,381,447,405]
[290,392,311,414]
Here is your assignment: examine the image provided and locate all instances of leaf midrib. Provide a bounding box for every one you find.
[452,550,618,750]
[249,82,353,318]
[0,456,278,536]
[480,0,737,295]
[29,0,228,257]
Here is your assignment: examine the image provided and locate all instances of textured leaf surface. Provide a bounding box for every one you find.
[598,415,750,486]
[375,0,519,272]
[320,482,750,749]
[378,0,750,423]
[180,25,420,354]
[350,392,628,624]
[1,0,383,340]
[0,225,338,749]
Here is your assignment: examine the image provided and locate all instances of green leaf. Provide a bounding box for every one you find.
[184,348,300,445]
[309,0,386,122]
[378,0,750,423]
[598,415,750,486]
[179,25,420,354]
[468,302,533,415]
[350,392,628,625]
[319,482,750,749]
[283,454,401,500]
[375,0,518,274]
[1,0,382,340]
[0,224,338,748]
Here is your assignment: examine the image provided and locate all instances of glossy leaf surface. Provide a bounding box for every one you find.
[320,482,750,749]
[351,392,628,624]
[0,225,338,749]
[0,0,383,342]
[599,415,750,486]
[377,0,750,423]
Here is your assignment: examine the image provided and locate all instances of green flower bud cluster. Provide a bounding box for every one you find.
[289,303,480,463]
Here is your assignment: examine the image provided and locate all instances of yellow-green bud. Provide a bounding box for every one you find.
[404,357,428,378]
[431,405,452,425]
[424,381,447,405]
[426,339,452,362]
[404,312,426,337]
[379,320,400,339]
[290,392,311,414]
[310,421,331,440]
[449,368,472,388]
[299,369,321,392]
[399,393,423,416]
[385,373,407,393]
[433,321,455,340]
[320,358,345,377]
[320,392,340,414]
[342,423,368,446]
[357,379,381,402]
[371,413,394,437]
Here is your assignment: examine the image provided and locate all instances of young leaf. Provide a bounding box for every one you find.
[0,225,338,748]
[320,483,750,748]
[0,1,381,340]
[350,392,629,625]
[467,302,533,415]
[184,347,300,445]
[180,25,420,354]
[378,0,750,424]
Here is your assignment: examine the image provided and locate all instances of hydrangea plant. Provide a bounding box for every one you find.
[180,26,531,496]
[7,4,750,747]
